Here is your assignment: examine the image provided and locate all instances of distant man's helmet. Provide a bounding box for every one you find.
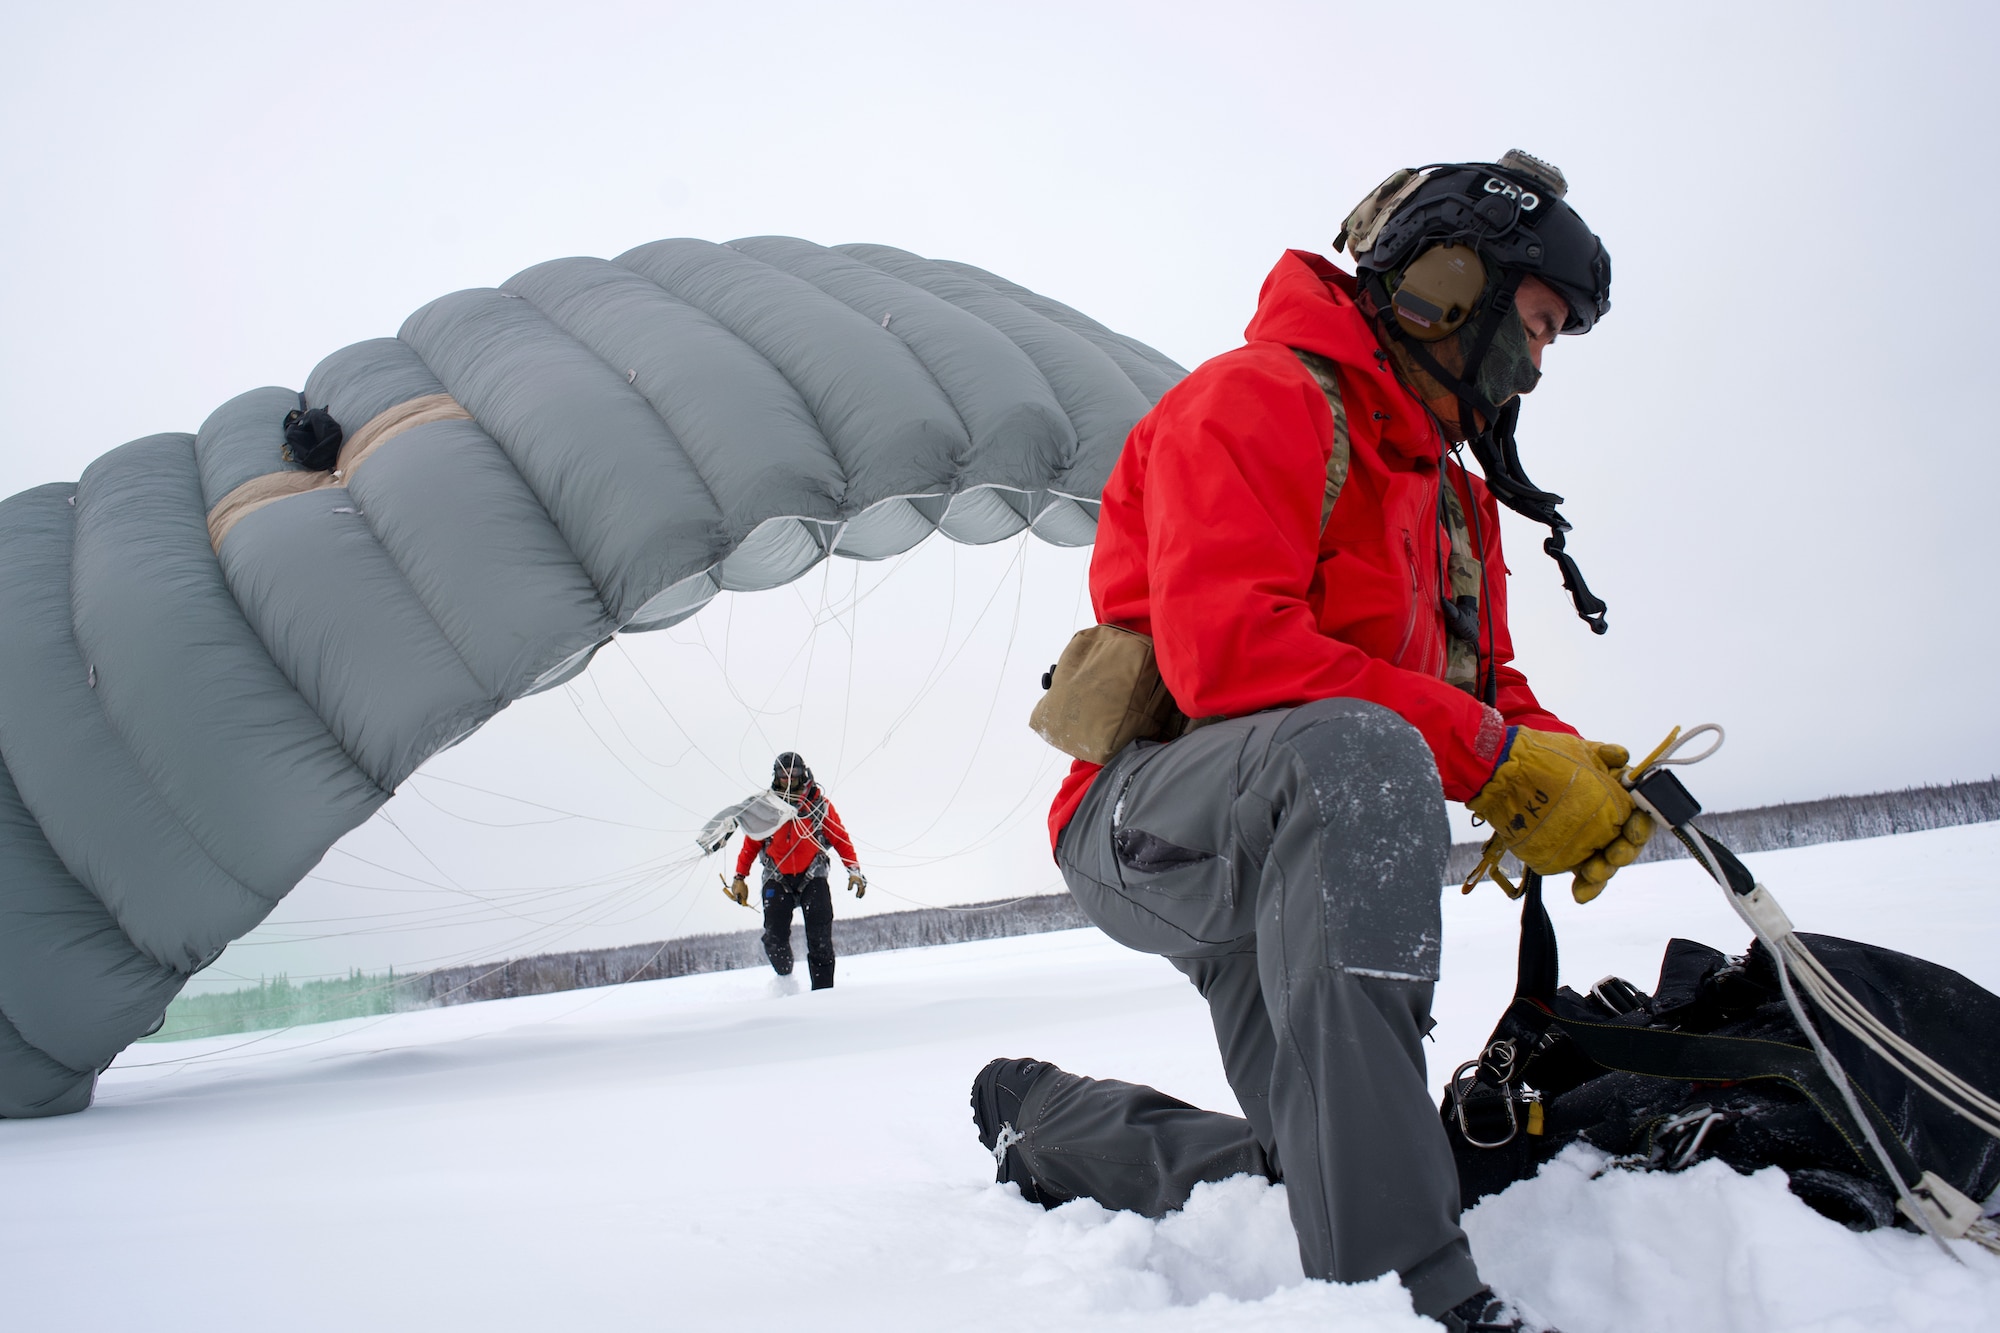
[772,752,814,794]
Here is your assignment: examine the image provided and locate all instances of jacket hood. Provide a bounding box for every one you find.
[1243,250,1385,369]
[1245,250,1439,464]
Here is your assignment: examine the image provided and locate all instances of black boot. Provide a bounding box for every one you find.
[1436,1288,1555,1333]
[969,1057,1062,1206]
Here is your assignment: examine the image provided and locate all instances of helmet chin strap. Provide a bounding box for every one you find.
[1469,399,1609,636]
[1364,273,1611,635]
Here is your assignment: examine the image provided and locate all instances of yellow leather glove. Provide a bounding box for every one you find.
[1468,729,1653,903]
[1569,809,1654,904]
[724,874,751,907]
[847,870,867,899]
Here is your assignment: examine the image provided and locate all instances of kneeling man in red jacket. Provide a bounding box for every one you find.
[973,154,1651,1333]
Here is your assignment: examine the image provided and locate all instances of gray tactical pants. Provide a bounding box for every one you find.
[1048,698,1481,1318]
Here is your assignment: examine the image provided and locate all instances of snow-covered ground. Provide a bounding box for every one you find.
[6,823,2000,1332]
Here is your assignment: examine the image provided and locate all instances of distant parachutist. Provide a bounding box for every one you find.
[724,753,865,991]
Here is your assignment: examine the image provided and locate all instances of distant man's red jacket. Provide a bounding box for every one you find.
[736,785,860,878]
[1049,250,1574,847]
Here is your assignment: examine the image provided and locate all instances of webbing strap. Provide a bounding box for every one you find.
[1289,349,1353,531]
[1515,870,1559,1002]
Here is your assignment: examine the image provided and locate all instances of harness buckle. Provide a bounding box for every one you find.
[1649,1104,1731,1171]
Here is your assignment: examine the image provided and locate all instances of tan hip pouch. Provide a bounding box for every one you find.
[1028,624,1202,764]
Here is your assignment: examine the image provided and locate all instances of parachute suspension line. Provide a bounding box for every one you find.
[860,884,1056,913]
[691,549,896,739]
[371,854,728,1048]
[1628,728,2000,1257]
[722,590,780,757]
[260,857,697,949]
[838,533,1026,783]
[566,681,677,800]
[328,842,458,893]
[607,638,741,787]
[865,536,1032,853]
[823,528,1098,873]
[288,796,704,947]
[843,595,1089,875]
[687,592,775,763]
[402,781,570,828]
[265,853,696,932]
[859,537,965,766]
[119,845,697,1059]
[114,1008,411,1071]
[174,886,713,1055]
[122,870,664,1052]
[127,880,592,1048]
[816,542,935,785]
[1678,820,1962,1258]
[580,663,695,772]
[788,559,836,753]
[365,809,680,932]
[157,845,715,1047]
[855,743,1069,871]
[315,843,699,903]
[408,772,679,834]
[833,557,862,782]
[1067,536,1090,626]
[562,680,710,817]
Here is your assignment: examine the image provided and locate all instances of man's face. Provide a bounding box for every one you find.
[1514,276,1568,370]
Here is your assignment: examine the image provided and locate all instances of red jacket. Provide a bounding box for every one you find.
[1048,250,1573,847]
[735,785,860,878]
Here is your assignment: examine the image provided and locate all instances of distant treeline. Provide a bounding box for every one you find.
[401,893,1095,1009]
[147,776,1998,1041]
[145,969,404,1042]
[1440,775,2000,882]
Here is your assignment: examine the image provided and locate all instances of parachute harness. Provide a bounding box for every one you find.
[1621,726,2000,1257]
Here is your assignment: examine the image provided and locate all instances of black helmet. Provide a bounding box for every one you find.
[772,752,813,793]
[1337,150,1610,337]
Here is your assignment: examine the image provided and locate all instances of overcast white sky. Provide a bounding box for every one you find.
[3,1,1995,988]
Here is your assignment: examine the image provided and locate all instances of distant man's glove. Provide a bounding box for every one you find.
[724,874,750,907]
[1468,728,1650,902]
[847,870,867,899]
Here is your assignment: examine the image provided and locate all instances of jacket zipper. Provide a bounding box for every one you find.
[1395,531,1421,668]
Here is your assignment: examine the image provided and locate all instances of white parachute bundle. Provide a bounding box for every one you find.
[696,791,802,854]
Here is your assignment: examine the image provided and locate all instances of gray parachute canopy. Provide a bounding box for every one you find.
[0,237,1185,1117]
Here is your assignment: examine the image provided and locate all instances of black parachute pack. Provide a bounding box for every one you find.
[1444,871,2000,1231]
[281,395,344,471]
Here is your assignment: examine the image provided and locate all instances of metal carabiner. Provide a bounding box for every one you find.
[1450,1057,1520,1149]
